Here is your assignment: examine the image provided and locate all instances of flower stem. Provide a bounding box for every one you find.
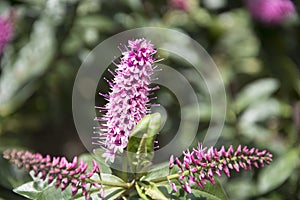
[91,179,132,188]
[150,170,190,183]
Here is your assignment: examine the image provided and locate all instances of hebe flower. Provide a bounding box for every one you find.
[169,143,273,193]
[246,0,295,25]
[3,149,103,200]
[94,38,159,163]
[0,11,14,54]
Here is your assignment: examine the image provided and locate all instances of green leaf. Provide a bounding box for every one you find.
[136,181,168,200]
[78,153,112,174]
[196,179,228,200]
[127,113,161,172]
[13,181,41,199]
[0,16,56,116]
[143,162,170,181]
[74,187,126,200]
[0,155,30,189]
[100,173,127,185]
[226,178,258,200]
[14,173,126,200]
[14,179,72,200]
[157,178,228,200]
[234,78,279,113]
[238,98,283,140]
[101,187,126,200]
[258,148,299,194]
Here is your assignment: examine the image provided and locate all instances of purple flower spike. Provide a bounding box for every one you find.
[246,0,295,25]
[169,143,273,193]
[0,11,14,54]
[3,150,103,199]
[94,38,158,163]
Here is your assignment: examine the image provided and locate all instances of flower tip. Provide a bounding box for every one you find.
[170,182,178,192]
[169,155,174,168]
[100,187,105,198]
[183,182,192,194]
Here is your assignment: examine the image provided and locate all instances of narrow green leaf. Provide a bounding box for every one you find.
[127,113,161,172]
[0,155,30,189]
[101,173,127,184]
[74,187,126,200]
[136,182,151,200]
[234,78,279,113]
[14,179,72,200]
[143,162,170,181]
[13,181,41,200]
[156,178,228,200]
[136,181,168,200]
[197,179,228,200]
[258,149,299,194]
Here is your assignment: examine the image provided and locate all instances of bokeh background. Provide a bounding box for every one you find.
[0,0,300,199]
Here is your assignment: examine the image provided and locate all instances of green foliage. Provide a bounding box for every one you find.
[14,171,73,200]
[1,0,300,199]
[135,181,168,200]
[0,155,30,189]
[258,149,299,194]
[127,113,161,173]
[155,179,228,200]
[14,171,127,200]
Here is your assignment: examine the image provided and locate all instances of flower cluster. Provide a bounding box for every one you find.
[169,143,273,193]
[3,149,104,200]
[94,38,158,163]
[0,11,14,54]
[246,0,295,25]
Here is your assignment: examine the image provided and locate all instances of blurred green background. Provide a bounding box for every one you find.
[0,0,300,199]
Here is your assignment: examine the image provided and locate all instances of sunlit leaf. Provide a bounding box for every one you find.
[127,113,161,172]
[136,181,168,200]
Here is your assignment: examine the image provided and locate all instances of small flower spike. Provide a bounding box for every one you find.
[169,143,273,193]
[3,150,102,200]
[246,0,295,25]
[94,38,159,163]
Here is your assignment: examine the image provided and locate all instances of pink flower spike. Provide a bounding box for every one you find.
[2,150,103,200]
[169,143,272,194]
[95,38,159,163]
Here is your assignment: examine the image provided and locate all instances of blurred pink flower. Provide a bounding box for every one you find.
[169,0,190,11]
[0,12,14,54]
[246,0,295,25]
